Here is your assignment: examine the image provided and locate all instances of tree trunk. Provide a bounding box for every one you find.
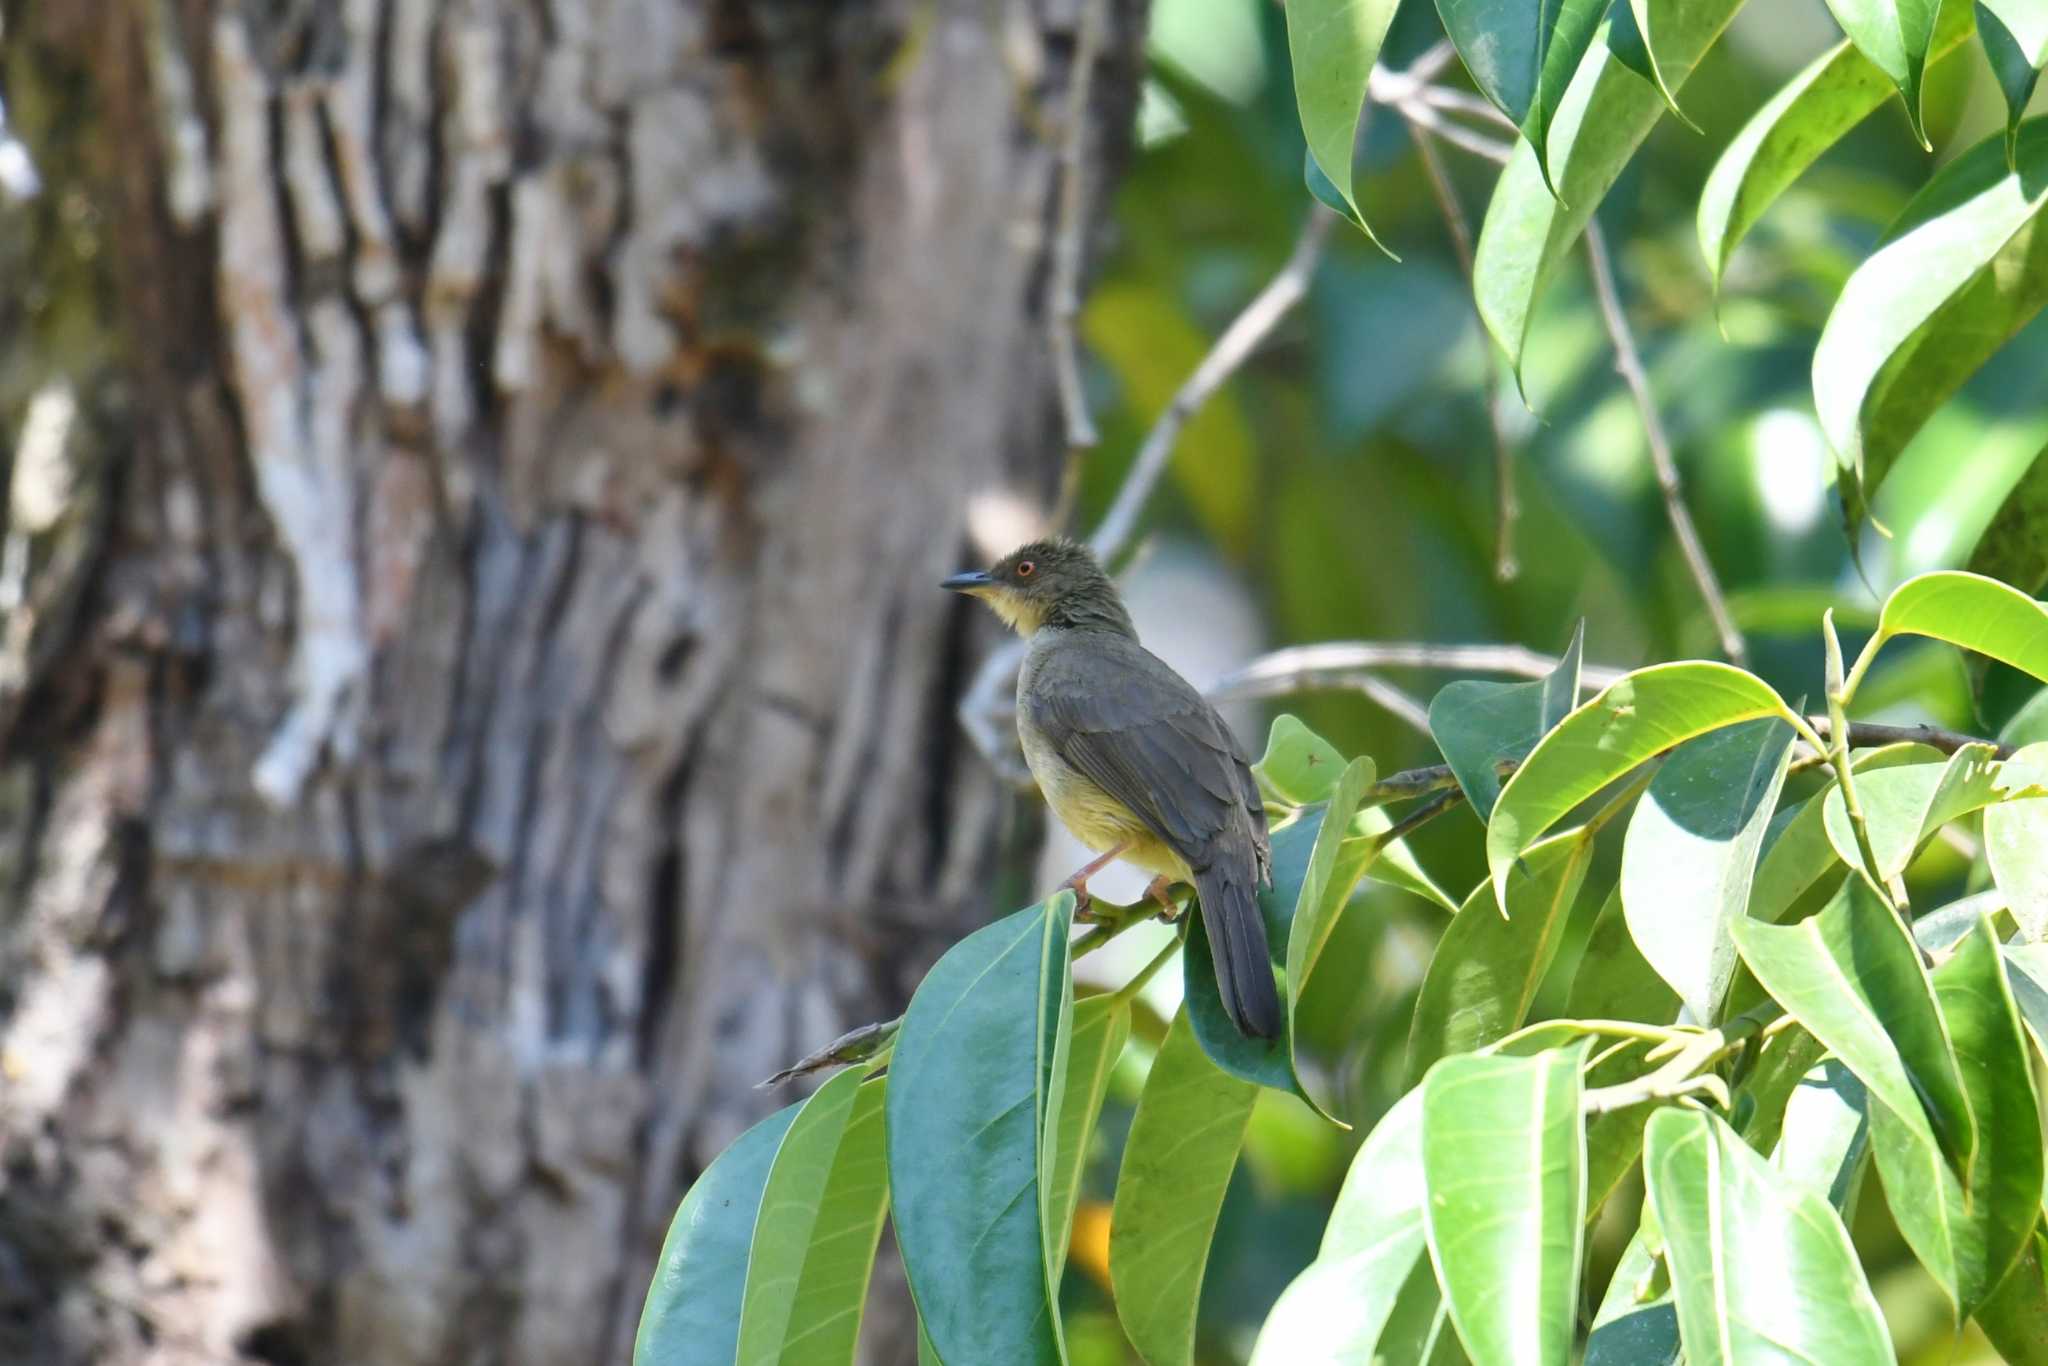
[0,1,1142,1361]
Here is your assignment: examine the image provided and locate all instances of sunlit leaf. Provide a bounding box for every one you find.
[1354,805,1460,912]
[1110,1009,1258,1366]
[1814,123,2048,529]
[1819,744,2016,885]
[1751,747,1940,924]
[1436,0,1608,194]
[1822,0,1948,145]
[1642,1108,1891,1364]
[1257,713,1348,806]
[1429,622,1583,822]
[1697,5,1976,284]
[637,1104,801,1366]
[1567,884,1682,1024]
[1422,1044,1589,1366]
[1771,1057,1871,1212]
[1285,0,1402,248]
[1877,570,2048,685]
[1488,663,1799,908]
[1984,742,2048,940]
[1251,1090,1426,1364]
[888,897,1074,1366]
[1585,1229,1679,1366]
[1407,831,1596,1085]
[1621,717,1794,1022]
[1978,2,2048,165]
[1474,0,1746,376]
[737,1068,890,1366]
[1046,997,1131,1276]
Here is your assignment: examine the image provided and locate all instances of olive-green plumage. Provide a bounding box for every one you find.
[944,539,1280,1037]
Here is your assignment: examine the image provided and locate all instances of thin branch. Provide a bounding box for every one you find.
[1584,221,1749,667]
[1372,786,1464,847]
[1805,716,2012,761]
[1090,207,1335,565]
[1304,671,1434,735]
[1209,640,1628,703]
[1583,1006,1778,1116]
[1381,100,1513,164]
[1408,120,1518,581]
[1047,0,1107,452]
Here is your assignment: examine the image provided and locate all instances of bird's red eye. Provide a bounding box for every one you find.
[1015,561,1036,578]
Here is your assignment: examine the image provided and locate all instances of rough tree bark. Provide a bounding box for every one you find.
[0,1,1143,1361]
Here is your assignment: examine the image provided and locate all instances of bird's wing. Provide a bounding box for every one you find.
[1027,637,1255,870]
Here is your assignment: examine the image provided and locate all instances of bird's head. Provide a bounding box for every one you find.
[941,538,1134,638]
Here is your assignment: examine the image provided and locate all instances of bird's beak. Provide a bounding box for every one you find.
[941,570,995,594]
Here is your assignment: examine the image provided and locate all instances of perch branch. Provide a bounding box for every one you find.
[1209,640,1628,702]
[1584,221,1749,668]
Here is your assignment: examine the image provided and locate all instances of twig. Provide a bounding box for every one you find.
[1583,1006,1778,1115]
[1370,787,1464,847]
[1408,120,1518,580]
[1090,207,1334,565]
[1584,221,1748,668]
[1805,716,2012,760]
[1304,671,1434,735]
[1209,640,1627,703]
[1380,101,1513,164]
[1047,0,1106,452]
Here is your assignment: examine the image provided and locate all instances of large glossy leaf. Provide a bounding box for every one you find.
[1488,663,1798,907]
[1585,1229,1679,1366]
[1883,917,2045,1319]
[736,1069,890,1366]
[1110,1009,1258,1366]
[1990,744,2048,940]
[1819,744,2017,884]
[1967,444,2048,595]
[1815,122,2048,527]
[1284,0,1402,248]
[1186,760,1373,1113]
[1567,884,1682,1024]
[1697,5,1976,284]
[1250,1090,1426,1364]
[1979,1228,2048,1365]
[1407,831,1595,1085]
[2006,941,2048,1054]
[888,897,1073,1366]
[1436,0,1607,194]
[1429,623,1583,822]
[1730,878,1973,1177]
[1729,1025,1827,1159]
[1642,1107,1891,1364]
[1822,0,1947,144]
[1876,570,2048,685]
[1421,1044,1589,1366]
[637,1104,801,1366]
[1257,714,1347,806]
[1354,806,1460,912]
[1978,1,2048,163]
[1769,1056,1871,1212]
[1621,718,1794,1022]
[1473,0,1747,375]
[1047,997,1131,1276]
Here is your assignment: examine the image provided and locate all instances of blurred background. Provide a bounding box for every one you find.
[0,0,2039,1362]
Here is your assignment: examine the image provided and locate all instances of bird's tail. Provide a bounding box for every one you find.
[1194,866,1282,1038]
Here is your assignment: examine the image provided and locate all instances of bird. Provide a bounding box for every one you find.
[943,538,1280,1038]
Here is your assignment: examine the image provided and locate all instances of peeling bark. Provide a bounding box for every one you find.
[0,1,1145,1361]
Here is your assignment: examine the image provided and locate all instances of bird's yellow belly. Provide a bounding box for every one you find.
[1023,738,1190,881]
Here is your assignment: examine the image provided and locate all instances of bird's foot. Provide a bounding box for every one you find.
[1060,877,1097,920]
[1145,876,1182,923]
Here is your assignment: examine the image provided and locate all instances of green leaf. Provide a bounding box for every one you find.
[1621,718,1795,1022]
[1421,1044,1589,1366]
[1109,1008,1258,1366]
[1185,759,1374,1114]
[2005,940,2048,1052]
[1730,877,1973,1177]
[637,1104,801,1366]
[1819,744,2014,885]
[1814,122,2048,528]
[1822,0,1948,145]
[1354,806,1460,912]
[1875,570,2048,685]
[1567,884,1682,1025]
[1488,663,1799,909]
[1620,0,1697,122]
[1966,444,2048,594]
[736,1069,890,1366]
[1989,743,2048,940]
[1250,1090,1427,1364]
[1697,5,1976,285]
[1428,622,1583,822]
[887,897,1074,1366]
[1977,2,2048,165]
[1046,997,1131,1277]
[1585,1230,1679,1366]
[1284,0,1401,249]
[1257,713,1349,806]
[1405,831,1595,1086]
[1890,917,2046,1319]
[1642,1108,1892,1364]
[1979,1228,2048,1366]
[1735,1027,1831,1163]
[1435,0,1609,195]
[1473,0,1746,376]
[1751,746,1941,923]
[1771,1057,1871,1213]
